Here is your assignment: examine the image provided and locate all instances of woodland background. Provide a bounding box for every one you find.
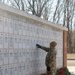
[0,0,75,53]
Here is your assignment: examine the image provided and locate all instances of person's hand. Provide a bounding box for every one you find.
[36,44,41,48]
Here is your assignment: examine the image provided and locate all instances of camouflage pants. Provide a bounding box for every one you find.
[46,71,56,75]
[46,67,56,75]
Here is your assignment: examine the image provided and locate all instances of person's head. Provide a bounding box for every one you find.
[50,41,57,48]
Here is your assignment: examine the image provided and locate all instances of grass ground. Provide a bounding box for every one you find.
[67,54,75,59]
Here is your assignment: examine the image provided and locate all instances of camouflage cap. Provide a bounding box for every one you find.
[50,41,57,47]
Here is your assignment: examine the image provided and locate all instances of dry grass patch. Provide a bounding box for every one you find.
[67,54,75,59]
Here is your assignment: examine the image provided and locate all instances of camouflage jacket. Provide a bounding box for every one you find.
[40,46,56,67]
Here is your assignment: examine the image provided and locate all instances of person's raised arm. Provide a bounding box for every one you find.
[36,44,50,52]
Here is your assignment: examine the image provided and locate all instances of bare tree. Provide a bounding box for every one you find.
[63,0,75,53]
[9,0,52,18]
[52,0,75,53]
[52,0,64,24]
[43,0,53,20]
[1,0,75,53]
[27,0,51,17]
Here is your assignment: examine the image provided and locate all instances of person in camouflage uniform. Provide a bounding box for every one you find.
[36,41,57,75]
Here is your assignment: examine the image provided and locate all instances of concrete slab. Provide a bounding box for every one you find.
[67,66,75,75]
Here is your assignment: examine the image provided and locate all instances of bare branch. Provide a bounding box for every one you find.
[21,0,24,11]
[41,0,50,12]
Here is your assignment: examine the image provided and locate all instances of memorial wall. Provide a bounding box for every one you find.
[0,3,67,75]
